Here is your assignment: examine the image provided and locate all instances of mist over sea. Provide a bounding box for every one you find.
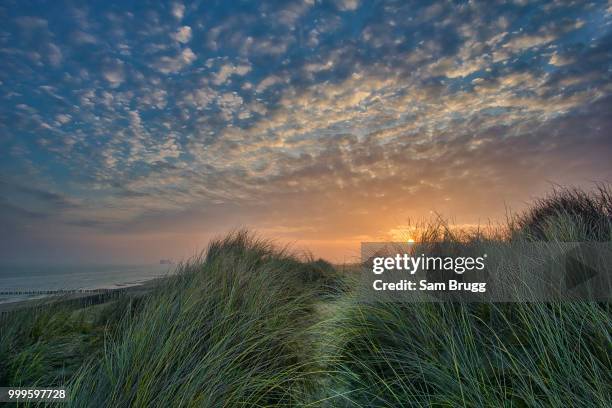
[0,264,173,304]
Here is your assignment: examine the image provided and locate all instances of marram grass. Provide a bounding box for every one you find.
[67,231,329,407]
[1,186,611,407]
[316,299,611,407]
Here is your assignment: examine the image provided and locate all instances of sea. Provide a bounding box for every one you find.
[0,263,175,304]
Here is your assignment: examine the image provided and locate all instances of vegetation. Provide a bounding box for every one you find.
[0,186,610,407]
[319,298,610,407]
[513,184,612,241]
[0,296,136,387]
[67,232,338,407]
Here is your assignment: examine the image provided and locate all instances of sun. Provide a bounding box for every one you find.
[388,226,419,243]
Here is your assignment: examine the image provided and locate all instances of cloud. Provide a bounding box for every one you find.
[303,60,334,74]
[56,114,71,125]
[217,92,244,119]
[255,75,283,93]
[274,1,313,29]
[0,180,81,224]
[171,26,192,43]
[15,16,48,29]
[154,48,196,74]
[212,62,252,85]
[503,32,557,52]
[47,43,62,67]
[72,30,98,44]
[172,2,185,20]
[241,36,292,56]
[334,0,360,11]
[102,59,125,87]
[183,87,216,109]
[549,51,574,66]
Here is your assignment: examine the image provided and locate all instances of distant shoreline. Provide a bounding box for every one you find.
[0,278,160,314]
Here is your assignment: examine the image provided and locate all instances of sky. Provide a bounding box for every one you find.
[1,0,612,264]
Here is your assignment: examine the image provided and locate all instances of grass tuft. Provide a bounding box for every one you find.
[67,230,326,407]
[513,184,612,241]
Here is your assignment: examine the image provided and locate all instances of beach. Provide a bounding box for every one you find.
[0,263,173,308]
[0,277,160,314]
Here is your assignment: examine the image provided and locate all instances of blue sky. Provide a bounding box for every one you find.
[1,0,612,263]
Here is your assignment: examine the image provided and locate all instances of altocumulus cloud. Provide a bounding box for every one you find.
[0,0,611,262]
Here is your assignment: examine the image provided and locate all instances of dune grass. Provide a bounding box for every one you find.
[315,185,612,407]
[0,295,137,388]
[67,232,338,407]
[317,297,610,407]
[512,184,612,241]
[0,186,610,407]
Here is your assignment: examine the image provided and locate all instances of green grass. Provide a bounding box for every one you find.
[317,299,610,407]
[0,296,136,388]
[313,185,612,407]
[512,184,612,241]
[68,232,337,407]
[0,187,611,407]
